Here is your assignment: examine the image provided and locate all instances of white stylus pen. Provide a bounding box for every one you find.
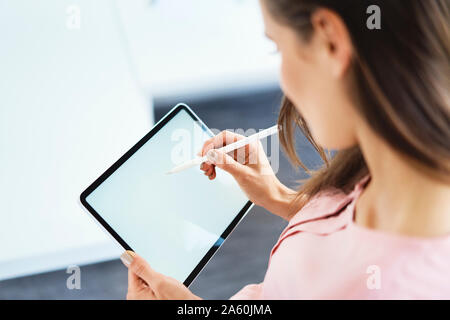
[166,124,280,175]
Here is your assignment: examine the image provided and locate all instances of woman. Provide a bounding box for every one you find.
[120,0,450,299]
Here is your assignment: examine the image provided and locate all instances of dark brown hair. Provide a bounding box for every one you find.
[265,0,450,202]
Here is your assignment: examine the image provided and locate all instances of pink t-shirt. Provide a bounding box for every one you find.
[230,174,450,299]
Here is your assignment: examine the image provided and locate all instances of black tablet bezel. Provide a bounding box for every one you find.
[80,103,253,286]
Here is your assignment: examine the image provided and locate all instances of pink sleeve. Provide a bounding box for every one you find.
[229,283,263,300]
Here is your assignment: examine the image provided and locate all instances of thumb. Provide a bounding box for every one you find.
[207,149,248,178]
[123,251,155,285]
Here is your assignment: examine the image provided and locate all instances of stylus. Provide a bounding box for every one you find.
[166,124,280,175]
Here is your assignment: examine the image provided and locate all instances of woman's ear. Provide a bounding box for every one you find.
[310,8,353,77]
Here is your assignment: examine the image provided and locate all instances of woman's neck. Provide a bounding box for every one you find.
[354,123,450,238]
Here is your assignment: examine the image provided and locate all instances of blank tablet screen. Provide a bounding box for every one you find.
[83,107,250,283]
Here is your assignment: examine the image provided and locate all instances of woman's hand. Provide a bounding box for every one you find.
[199,130,304,221]
[121,251,201,300]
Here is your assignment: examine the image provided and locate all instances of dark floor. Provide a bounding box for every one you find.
[0,88,324,299]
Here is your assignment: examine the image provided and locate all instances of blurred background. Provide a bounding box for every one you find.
[0,0,323,299]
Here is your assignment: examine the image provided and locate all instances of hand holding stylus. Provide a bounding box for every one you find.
[199,129,303,221]
[166,125,279,174]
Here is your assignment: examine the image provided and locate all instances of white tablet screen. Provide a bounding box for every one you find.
[84,107,250,283]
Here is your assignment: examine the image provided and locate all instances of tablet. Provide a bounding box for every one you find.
[80,103,253,286]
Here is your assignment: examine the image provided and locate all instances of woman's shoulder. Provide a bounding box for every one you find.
[289,188,352,225]
[281,174,371,237]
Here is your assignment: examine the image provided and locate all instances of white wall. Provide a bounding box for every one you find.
[115,0,280,99]
[0,0,152,280]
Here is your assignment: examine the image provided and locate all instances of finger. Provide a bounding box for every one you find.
[200,162,214,172]
[236,143,251,165]
[204,166,214,176]
[201,141,216,172]
[128,266,146,288]
[127,269,157,300]
[201,162,213,173]
[206,149,248,178]
[127,251,157,286]
[199,131,246,174]
[207,130,246,150]
[201,140,216,158]
[200,130,246,162]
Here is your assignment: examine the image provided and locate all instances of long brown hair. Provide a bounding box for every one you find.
[265,0,450,202]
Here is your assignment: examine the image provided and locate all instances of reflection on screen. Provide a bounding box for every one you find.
[85,108,249,282]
